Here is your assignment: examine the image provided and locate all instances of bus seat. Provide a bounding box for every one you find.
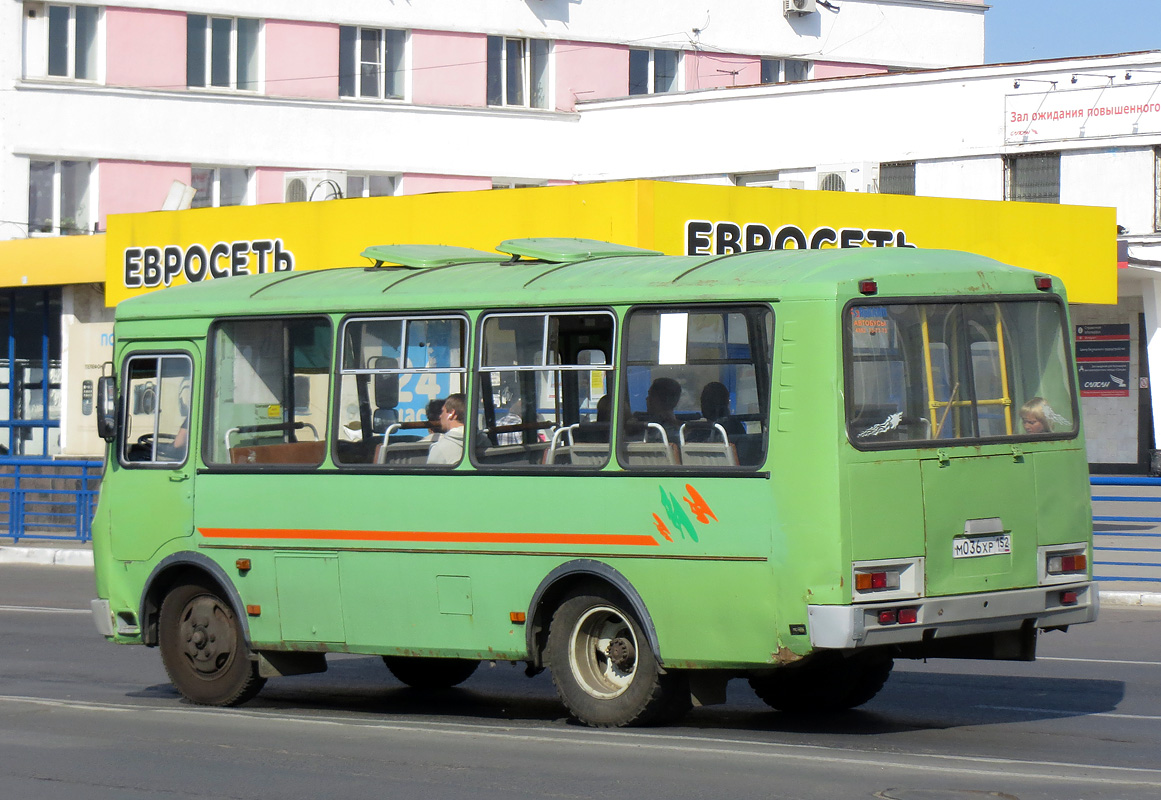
[229,440,326,465]
[680,441,738,467]
[623,442,680,466]
[546,442,610,466]
[375,441,434,465]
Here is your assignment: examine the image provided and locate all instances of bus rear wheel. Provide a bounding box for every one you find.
[546,587,687,728]
[382,656,479,689]
[158,581,265,707]
[749,651,893,713]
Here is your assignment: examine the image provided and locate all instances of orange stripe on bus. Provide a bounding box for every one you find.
[198,528,660,547]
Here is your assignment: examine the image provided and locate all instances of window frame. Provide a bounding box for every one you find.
[191,166,253,208]
[842,294,1080,452]
[1005,151,1061,204]
[117,351,194,469]
[43,4,101,82]
[339,25,407,101]
[615,302,775,473]
[486,35,551,109]
[332,312,470,471]
[473,308,617,472]
[27,157,95,236]
[203,315,334,471]
[186,13,262,92]
[879,161,917,196]
[629,48,683,96]
[345,173,398,198]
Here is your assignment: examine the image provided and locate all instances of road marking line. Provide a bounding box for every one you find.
[1,694,1159,788]
[1040,656,1161,667]
[0,604,88,615]
[981,704,1161,721]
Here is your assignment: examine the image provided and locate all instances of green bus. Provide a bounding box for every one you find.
[90,238,1096,727]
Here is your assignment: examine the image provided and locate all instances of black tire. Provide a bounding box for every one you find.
[382,656,479,689]
[158,581,266,707]
[546,586,688,728]
[749,651,893,713]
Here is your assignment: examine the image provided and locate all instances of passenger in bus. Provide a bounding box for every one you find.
[699,381,745,438]
[1020,396,1053,434]
[427,393,465,464]
[420,398,444,443]
[642,377,681,428]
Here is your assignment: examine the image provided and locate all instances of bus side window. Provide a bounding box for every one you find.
[475,311,615,469]
[333,315,468,467]
[205,317,332,467]
[617,305,772,469]
[120,353,193,467]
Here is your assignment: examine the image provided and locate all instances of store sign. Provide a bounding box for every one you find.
[1006,82,1161,144]
[122,239,295,288]
[685,220,915,254]
[104,180,1118,306]
[1076,323,1131,397]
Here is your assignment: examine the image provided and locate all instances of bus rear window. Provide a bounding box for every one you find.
[846,300,1077,447]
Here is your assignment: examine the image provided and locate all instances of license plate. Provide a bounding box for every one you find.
[953,534,1011,558]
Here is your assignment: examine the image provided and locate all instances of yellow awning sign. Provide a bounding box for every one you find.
[102,180,1117,305]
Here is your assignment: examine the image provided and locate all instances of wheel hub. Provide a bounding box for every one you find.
[179,596,234,676]
[606,637,636,672]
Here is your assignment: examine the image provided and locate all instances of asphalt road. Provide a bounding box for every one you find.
[2,565,1159,800]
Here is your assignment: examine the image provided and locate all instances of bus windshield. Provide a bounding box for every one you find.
[846,299,1077,446]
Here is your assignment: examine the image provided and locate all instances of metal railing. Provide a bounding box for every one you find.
[0,458,103,542]
[1091,476,1161,591]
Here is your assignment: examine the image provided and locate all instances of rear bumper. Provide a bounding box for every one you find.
[807,581,1097,650]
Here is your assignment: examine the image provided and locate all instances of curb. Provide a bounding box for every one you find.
[0,545,94,567]
[1098,590,1161,608]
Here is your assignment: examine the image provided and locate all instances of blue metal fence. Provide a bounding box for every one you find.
[0,458,104,542]
[1091,476,1161,591]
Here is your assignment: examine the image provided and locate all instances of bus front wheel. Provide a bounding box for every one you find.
[158,581,266,707]
[749,651,893,713]
[546,587,686,727]
[382,656,479,689]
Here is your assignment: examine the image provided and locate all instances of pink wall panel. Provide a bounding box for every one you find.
[266,20,339,99]
[98,161,191,228]
[813,62,890,79]
[257,169,292,205]
[411,30,487,107]
[554,41,629,111]
[685,53,760,91]
[105,7,186,89]
[400,174,492,195]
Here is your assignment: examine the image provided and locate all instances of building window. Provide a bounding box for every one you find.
[629,48,681,95]
[760,59,780,85]
[784,59,810,82]
[187,14,260,91]
[45,4,99,80]
[0,288,63,458]
[1154,147,1161,232]
[27,159,93,236]
[487,36,550,108]
[492,179,547,190]
[191,167,251,208]
[1005,152,1060,204]
[339,27,405,100]
[346,174,397,198]
[879,162,916,196]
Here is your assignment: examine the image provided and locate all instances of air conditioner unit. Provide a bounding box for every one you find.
[784,0,817,16]
[283,171,347,202]
[816,163,879,193]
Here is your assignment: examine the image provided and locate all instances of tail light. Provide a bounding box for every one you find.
[1047,553,1087,574]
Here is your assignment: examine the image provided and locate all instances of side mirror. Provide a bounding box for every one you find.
[96,375,118,442]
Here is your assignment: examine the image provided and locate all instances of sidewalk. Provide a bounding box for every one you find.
[3,536,1158,607]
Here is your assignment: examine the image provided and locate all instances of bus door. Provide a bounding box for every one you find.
[107,347,198,562]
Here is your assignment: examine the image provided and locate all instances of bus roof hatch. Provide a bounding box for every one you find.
[497,238,663,263]
[360,244,510,269]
